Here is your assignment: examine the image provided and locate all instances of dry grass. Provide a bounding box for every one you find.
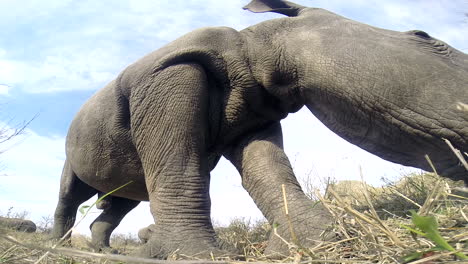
[328,172,466,219]
[311,174,467,263]
[0,230,141,264]
[215,218,270,260]
[1,172,466,263]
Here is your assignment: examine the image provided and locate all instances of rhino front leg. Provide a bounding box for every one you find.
[90,196,140,251]
[225,122,332,258]
[129,63,227,259]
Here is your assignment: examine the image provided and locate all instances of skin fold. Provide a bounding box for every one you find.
[51,0,467,259]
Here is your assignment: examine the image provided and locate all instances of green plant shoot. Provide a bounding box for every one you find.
[409,210,467,260]
[79,181,133,216]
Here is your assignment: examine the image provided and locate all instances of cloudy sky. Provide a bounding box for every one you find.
[0,0,466,236]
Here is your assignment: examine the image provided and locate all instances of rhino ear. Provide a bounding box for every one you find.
[243,0,306,17]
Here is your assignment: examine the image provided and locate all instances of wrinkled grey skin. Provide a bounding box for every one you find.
[0,216,36,233]
[51,0,467,259]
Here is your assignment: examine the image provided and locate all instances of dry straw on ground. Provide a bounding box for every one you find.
[312,173,467,263]
[1,171,466,263]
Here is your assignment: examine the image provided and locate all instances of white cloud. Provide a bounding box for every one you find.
[1,0,465,94]
[0,1,276,95]
[294,0,467,50]
[0,50,121,93]
[0,60,29,86]
[370,0,466,49]
[0,0,73,23]
[0,84,9,95]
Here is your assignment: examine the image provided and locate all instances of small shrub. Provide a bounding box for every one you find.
[317,170,467,263]
[37,215,54,233]
[372,172,465,218]
[110,233,141,254]
[326,172,466,219]
[215,218,270,258]
[1,207,29,219]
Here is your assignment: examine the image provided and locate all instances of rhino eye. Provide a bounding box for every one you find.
[412,30,431,39]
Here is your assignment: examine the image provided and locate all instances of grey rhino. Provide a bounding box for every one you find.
[0,216,36,233]
[51,0,467,259]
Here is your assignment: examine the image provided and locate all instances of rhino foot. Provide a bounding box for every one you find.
[263,203,333,258]
[133,223,239,260]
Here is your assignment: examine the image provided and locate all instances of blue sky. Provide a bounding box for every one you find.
[0,0,467,236]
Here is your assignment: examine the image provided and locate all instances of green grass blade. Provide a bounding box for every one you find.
[96,181,134,203]
[400,224,426,236]
[78,205,90,215]
[402,251,425,263]
[410,210,467,260]
[78,181,134,216]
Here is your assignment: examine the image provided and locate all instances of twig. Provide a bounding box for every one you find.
[359,167,398,247]
[460,207,468,222]
[314,190,352,240]
[390,188,422,208]
[419,156,446,215]
[272,225,294,249]
[447,192,468,200]
[408,250,459,264]
[443,138,468,171]
[381,209,403,219]
[281,184,298,245]
[310,237,358,251]
[0,244,17,260]
[351,216,373,251]
[327,188,403,246]
[425,155,439,175]
[452,231,468,241]
[298,259,370,263]
[0,114,38,144]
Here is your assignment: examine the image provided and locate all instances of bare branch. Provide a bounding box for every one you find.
[0,114,38,144]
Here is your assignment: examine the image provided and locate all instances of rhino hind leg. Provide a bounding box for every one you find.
[90,196,140,250]
[51,159,97,242]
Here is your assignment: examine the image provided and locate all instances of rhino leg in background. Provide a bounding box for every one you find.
[90,196,140,250]
[51,159,97,241]
[138,224,156,244]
